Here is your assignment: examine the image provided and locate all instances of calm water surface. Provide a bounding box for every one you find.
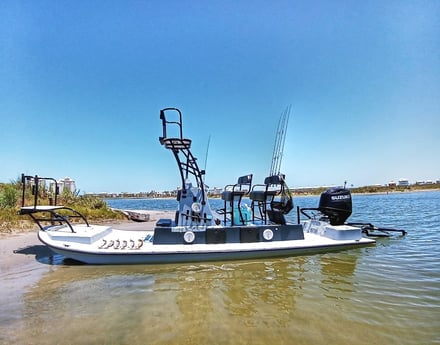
[1,192,439,344]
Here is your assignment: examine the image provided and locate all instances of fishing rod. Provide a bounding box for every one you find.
[203,135,211,183]
[269,105,291,176]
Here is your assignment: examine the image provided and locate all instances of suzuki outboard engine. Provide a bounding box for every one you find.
[318,187,352,225]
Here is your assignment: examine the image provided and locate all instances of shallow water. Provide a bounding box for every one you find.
[1,192,439,344]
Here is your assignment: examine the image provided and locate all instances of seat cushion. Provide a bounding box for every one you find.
[221,190,246,201]
[249,190,278,202]
[249,190,265,201]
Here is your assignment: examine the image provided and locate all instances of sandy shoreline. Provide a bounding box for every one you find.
[0,210,174,274]
[0,213,175,344]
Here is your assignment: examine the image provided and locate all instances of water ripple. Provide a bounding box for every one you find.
[2,191,440,345]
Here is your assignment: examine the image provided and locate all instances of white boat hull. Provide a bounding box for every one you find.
[37,223,375,265]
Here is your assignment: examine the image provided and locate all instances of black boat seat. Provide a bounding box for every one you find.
[222,188,248,202]
[250,174,287,224]
[220,174,253,225]
[221,174,252,201]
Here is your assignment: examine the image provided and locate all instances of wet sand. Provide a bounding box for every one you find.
[0,210,172,344]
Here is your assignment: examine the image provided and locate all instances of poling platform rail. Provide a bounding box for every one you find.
[19,174,89,232]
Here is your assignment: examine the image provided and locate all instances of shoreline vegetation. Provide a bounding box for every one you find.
[97,184,440,199]
[1,178,439,234]
[0,178,126,233]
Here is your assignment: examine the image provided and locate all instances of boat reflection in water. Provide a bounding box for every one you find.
[6,191,437,345]
[320,254,358,298]
[14,251,371,345]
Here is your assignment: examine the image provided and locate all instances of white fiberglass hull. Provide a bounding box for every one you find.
[37,224,375,265]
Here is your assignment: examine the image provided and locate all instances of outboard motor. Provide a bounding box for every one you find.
[318,187,352,225]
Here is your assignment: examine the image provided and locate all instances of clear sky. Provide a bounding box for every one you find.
[1,1,439,193]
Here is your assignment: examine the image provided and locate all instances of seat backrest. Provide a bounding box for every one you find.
[264,174,285,186]
[265,173,294,216]
[236,174,253,193]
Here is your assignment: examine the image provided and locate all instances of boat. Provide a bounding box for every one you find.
[19,107,403,265]
[112,209,150,222]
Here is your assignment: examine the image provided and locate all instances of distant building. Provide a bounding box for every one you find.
[59,177,76,193]
[415,180,435,185]
[209,187,223,196]
[388,181,397,188]
[398,178,409,186]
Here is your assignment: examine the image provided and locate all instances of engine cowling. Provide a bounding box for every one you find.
[318,187,352,225]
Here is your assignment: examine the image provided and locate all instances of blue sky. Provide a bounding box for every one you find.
[1,1,439,193]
